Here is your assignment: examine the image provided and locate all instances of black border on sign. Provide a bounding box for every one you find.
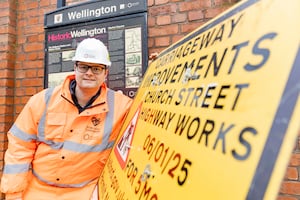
[247,48,300,199]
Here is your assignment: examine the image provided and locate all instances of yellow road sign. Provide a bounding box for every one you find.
[98,0,300,199]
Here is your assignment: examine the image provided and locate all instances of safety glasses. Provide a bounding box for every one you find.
[76,63,106,74]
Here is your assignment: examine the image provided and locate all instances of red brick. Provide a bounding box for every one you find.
[148,38,155,48]
[284,167,299,181]
[0,97,5,104]
[37,69,45,77]
[37,34,45,42]
[27,34,41,43]
[155,0,169,5]
[0,2,9,8]
[15,105,25,114]
[277,195,298,200]
[280,181,300,195]
[148,17,156,27]
[0,25,8,34]
[0,105,13,115]
[21,78,43,87]
[181,22,205,34]
[25,87,38,96]
[147,0,155,6]
[24,25,44,35]
[149,4,177,15]
[0,96,13,105]
[27,17,39,26]
[25,69,38,78]
[156,15,171,25]
[27,52,40,60]
[0,9,10,18]
[40,0,51,7]
[0,79,14,87]
[0,69,14,79]
[204,6,231,19]
[178,0,211,12]
[155,36,171,47]
[0,17,9,25]
[0,34,8,43]
[171,34,185,43]
[214,0,240,7]
[188,10,205,21]
[172,13,187,23]
[289,154,300,167]
[21,96,31,105]
[25,2,39,9]
[22,60,44,69]
[148,24,179,37]
[23,43,44,53]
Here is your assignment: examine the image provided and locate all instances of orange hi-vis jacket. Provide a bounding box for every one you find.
[1,75,132,200]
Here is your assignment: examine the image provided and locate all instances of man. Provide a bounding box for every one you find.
[1,38,132,200]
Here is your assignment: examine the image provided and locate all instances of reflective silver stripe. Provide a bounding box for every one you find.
[38,87,54,140]
[9,124,37,142]
[3,90,55,175]
[103,89,115,148]
[60,89,115,152]
[106,140,115,149]
[3,163,31,174]
[62,140,111,152]
[32,170,93,188]
[37,88,115,152]
[35,139,114,153]
[34,88,116,187]
[37,138,64,150]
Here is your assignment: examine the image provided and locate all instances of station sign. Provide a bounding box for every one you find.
[44,0,147,28]
[44,0,148,98]
[98,0,300,199]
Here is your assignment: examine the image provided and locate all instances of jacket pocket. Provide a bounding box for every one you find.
[45,113,67,139]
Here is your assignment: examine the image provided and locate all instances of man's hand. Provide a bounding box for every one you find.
[148,52,158,65]
[90,185,98,200]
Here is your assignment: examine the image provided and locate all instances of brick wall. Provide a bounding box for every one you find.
[147,0,238,54]
[0,0,298,199]
[0,1,17,199]
[279,134,300,200]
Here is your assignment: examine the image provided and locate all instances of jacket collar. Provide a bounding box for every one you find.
[60,74,108,108]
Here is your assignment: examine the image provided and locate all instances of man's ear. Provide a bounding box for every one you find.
[73,62,77,71]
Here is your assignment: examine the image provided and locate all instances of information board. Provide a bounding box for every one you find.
[98,0,300,199]
[44,0,147,98]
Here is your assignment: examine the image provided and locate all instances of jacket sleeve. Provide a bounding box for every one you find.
[0,91,45,197]
[109,93,133,142]
[99,93,132,167]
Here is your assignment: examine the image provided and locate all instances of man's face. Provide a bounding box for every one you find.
[74,61,108,90]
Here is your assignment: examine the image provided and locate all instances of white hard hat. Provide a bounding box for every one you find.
[72,38,111,66]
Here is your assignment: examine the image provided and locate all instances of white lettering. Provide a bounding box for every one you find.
[70,28,107,38]
[68,6,117,20]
